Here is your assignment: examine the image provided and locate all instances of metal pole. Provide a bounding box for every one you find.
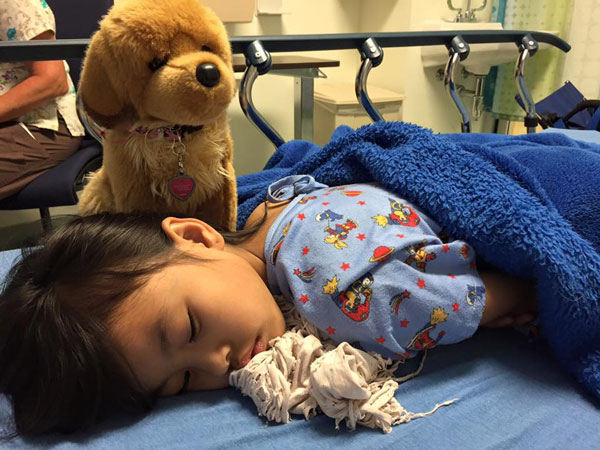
[514,34,539,134]
[444,35,471,132]
[239,41,286,148]
[355,38,385,122]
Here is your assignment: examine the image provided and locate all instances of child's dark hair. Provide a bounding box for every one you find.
[0,212,263,437]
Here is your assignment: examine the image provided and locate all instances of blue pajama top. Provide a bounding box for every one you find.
[264,176,486,360]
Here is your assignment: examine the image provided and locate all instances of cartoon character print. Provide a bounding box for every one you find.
[389,290,411,315]
[404,239,437,272]
[323,186,363,197]
[465,284,485,306]
[406,307,448,351]
[369,245,396,263]
[459,244,470,259]
[372,198,421,228]
[298,195,317,204]
[316,209,344,222]
[325,186,349,193]
[270,220,292,265]
[316,209,358,250]
[294,266,316,283]
[322,272,373,321]
[340,190,364,198]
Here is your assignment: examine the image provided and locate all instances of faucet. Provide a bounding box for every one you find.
[447,0,487,22]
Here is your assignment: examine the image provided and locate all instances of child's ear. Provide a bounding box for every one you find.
[161,217,225,250]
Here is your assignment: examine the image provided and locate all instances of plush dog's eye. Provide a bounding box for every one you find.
[148,55,170,72]
[201,45,212,53]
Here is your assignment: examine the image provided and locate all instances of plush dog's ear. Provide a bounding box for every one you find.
[79,32,133,129]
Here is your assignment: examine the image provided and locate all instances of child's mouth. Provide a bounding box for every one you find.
[251,337,266,358]
[238,337,265,368]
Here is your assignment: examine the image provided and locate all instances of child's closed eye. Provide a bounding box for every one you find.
[175,310,199,395]
[177,370,191,395]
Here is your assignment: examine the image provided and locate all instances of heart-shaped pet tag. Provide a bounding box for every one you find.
[169,175,196,201]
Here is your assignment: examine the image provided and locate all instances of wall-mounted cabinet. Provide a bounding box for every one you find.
[203,0,256,23]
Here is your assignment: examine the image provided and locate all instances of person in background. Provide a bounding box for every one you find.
[0,0,85,201]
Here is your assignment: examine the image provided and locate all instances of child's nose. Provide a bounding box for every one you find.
[196,345,230,376]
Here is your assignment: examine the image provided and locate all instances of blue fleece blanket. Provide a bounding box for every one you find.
[237,122,600,402]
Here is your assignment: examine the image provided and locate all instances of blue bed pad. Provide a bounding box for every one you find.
[1,249,599,449]
[539,127,600,144]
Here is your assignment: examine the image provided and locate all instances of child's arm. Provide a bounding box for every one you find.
[478,270,537,328]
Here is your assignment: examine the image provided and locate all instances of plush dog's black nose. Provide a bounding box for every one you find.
[196,63,220,87]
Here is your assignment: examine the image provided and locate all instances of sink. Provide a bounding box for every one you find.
[420,20,556,75]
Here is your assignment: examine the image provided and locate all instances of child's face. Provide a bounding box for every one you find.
[109,221,286,396]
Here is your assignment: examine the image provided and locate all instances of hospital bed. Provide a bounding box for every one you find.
[1,30,600,449]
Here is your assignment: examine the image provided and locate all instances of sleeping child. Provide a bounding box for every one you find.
[0,175,537,436]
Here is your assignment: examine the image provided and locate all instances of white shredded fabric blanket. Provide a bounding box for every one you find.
[229,298,457,433]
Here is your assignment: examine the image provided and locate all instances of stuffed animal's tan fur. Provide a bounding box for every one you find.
[78,0,237,230]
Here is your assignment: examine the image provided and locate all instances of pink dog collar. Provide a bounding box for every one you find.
[131,124,203,140]
[127,125,201,201]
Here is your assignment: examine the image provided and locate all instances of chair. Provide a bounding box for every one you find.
[0,0,113,230]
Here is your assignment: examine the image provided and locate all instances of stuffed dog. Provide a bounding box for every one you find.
[78,0,238,231]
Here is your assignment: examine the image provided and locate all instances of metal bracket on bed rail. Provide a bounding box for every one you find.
[444,35,471,133]
[355,38,384,122]
[239,40,286,148]
[514,34,539,134]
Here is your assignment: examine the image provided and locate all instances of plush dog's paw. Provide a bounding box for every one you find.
[78,170,115,216]
[78,194,106,216]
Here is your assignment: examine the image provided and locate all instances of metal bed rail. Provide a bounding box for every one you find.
[0,30,570,145]
[0,30,570,60]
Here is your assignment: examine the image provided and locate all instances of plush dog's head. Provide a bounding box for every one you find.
[79,0,236,130]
